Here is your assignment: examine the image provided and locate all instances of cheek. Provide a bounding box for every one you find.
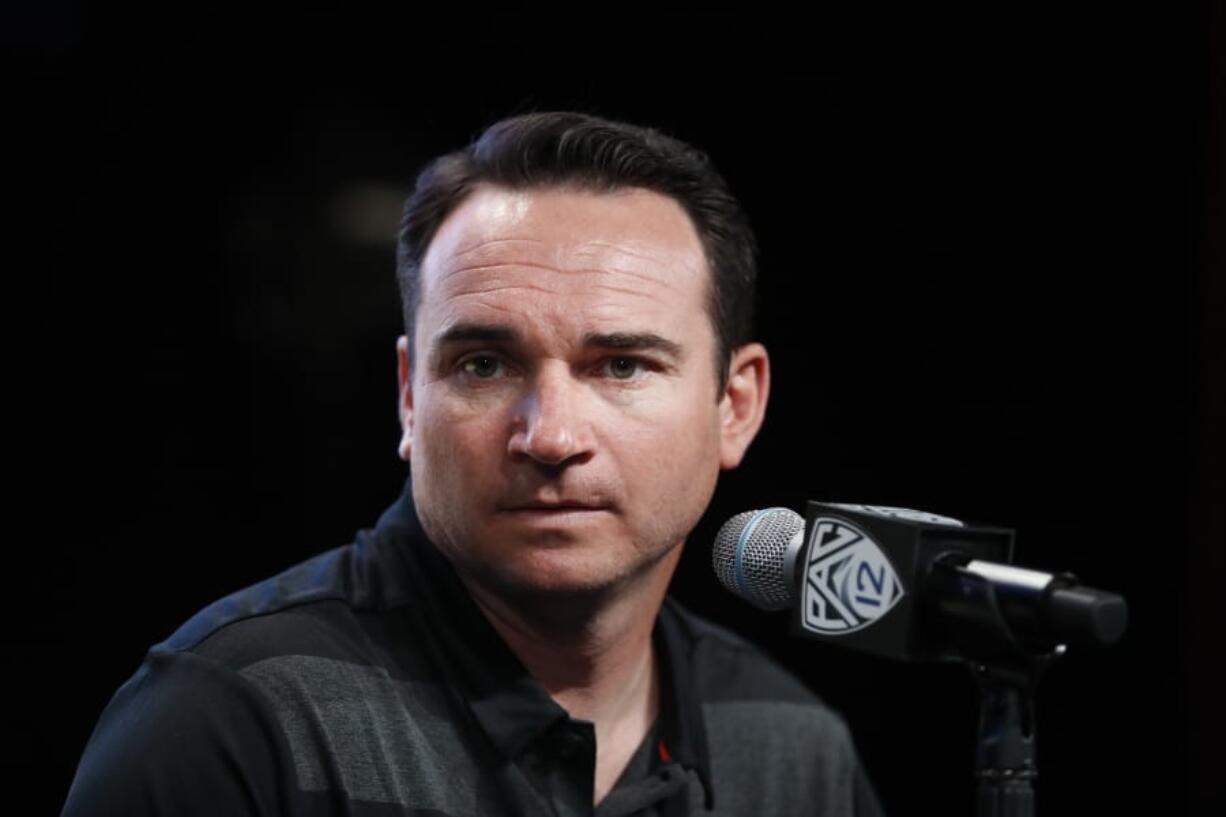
[617,395,722,508]
[410,396,509,553]
[412,392,505,484]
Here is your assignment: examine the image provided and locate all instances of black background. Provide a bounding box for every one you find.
[8,5,1222,815]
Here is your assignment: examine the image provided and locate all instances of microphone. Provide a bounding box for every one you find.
[713,503,1128,661]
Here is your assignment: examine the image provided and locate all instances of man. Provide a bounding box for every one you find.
[63,112,883,816]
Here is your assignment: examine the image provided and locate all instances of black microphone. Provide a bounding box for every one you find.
[713,503,1127,662]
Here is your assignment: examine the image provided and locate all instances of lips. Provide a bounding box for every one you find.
[503,501,610,512]
[498,494,614,514]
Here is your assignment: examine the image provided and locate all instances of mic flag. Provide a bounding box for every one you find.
[714,502,1127,662]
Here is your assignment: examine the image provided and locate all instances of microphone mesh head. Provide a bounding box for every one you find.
[712,508,804,610]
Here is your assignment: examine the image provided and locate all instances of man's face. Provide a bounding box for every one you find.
[397,184,766,598]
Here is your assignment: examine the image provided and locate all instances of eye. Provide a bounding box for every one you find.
[604,357,646,380]
[459,355,505,379]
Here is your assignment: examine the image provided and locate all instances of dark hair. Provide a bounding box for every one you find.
[396,111,758,390]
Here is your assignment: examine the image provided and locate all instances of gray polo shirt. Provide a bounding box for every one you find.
[62,484,884,816]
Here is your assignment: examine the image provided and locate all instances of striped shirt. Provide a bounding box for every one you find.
[63,483,883,816]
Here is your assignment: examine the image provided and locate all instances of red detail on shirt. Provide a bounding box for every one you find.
[657,739,672,762]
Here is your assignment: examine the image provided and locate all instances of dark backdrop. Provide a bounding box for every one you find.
[9,6,1221,816]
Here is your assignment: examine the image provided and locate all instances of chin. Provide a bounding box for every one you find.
[471,543,668,603]
[493,552,629,597]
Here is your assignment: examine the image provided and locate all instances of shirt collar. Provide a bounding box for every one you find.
[655,597,716,808]
[369,479,714,806]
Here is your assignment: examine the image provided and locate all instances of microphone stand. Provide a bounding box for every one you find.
[928,557,1067,817]
[969,654,1056,817]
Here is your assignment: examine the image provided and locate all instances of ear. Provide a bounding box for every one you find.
[396,335,414,462]
[717,342,770,470]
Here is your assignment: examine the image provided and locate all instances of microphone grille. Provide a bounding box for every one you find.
[712,508,804,610]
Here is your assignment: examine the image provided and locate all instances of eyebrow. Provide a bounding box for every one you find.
[432,322,683,360]
[435,323,519,346]
[582,331,684,360]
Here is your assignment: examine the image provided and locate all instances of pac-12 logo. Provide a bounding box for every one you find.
[801,517,904,635]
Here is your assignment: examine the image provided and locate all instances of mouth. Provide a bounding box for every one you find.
[498,497,615,521]
[503,502,611,513]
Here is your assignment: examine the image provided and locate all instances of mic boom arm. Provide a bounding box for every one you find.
[713,501,1130,817]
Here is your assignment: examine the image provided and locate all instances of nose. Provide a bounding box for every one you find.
[507,365,594,468]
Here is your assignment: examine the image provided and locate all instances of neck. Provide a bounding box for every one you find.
[457,546,682,803]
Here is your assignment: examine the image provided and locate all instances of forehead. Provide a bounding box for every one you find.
[416,185,712,335]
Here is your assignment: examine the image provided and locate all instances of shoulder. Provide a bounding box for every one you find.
[62,489,454,815]
[155,490,430,673]
[149,534,434,734]
[663,597,836,710]
[63,540,424,815]
[160,538,381,654]
[62,545,372,815]
[663,599,883,815]
[62,644,299,815]
[149,503,437,682]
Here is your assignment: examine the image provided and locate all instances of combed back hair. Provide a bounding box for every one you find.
[395,111,758,391]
